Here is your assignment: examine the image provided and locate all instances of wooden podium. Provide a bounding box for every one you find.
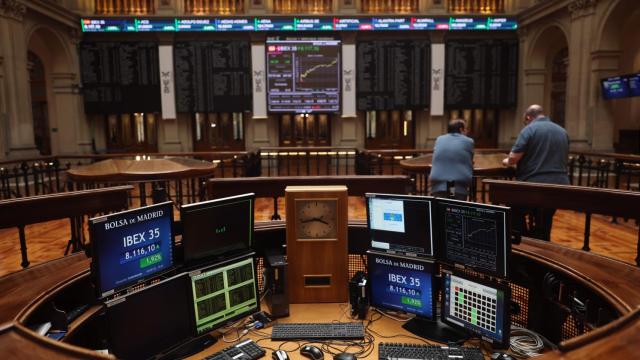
[285,185,348,303]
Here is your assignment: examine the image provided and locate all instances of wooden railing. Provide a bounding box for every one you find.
[1,149,638,203]
[208,175,413,220]
[484,179,640,266]
[0,186,132,269]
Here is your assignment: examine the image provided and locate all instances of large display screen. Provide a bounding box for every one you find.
[266,37,341,113]
[180,193,254,264]
[441,270,510,348]
[437,199,510,278]
[629,73,640,97]
[366,193,434,257]
[367,251,435,319]
[601,76,630,100]
[189,255,259,334]
[89,202,174,298]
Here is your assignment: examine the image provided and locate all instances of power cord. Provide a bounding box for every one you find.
[509,325,544,358]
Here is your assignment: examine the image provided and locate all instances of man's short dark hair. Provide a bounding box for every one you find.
[448,119,466,134]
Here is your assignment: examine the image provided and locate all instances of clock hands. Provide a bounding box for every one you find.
[300,216,329,225]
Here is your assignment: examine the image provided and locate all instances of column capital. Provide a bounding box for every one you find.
[0,0,26,21]
[568,0,597,20]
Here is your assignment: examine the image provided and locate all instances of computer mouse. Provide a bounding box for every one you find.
[491,352,516,360]
[272,350,289,360]
[333,352,357,360]
[300,345,324,360]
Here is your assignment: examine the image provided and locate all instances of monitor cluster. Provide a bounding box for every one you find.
[365,193,512,348]
[88,193,259,359]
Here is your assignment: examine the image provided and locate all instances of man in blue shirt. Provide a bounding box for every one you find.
[503,104,570,241]
[430,119,474,200]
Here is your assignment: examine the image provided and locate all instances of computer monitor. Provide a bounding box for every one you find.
[180,193,255,264]
[105,273,192,359]
[441,269,511,349]
[188,253,260,335]
[436,199,510,278]
[89,201,174,298]
[367,250,465,342]
[366,193,435,257]
[601,76,630,100]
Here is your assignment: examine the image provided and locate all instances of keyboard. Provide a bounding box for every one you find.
[271,322,365,340]
[202,339,266,360]
[378,342,484,360]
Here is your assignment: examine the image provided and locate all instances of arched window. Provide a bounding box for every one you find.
[550,48,568,128]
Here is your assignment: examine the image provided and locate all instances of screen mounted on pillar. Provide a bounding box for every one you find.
[266,37,341,113]
[89,201,175,298]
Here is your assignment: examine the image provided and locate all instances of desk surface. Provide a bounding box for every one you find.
[190,303,493,360]
[66,158,217,182]
[399,153,511,176]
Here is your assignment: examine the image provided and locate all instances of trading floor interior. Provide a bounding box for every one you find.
[0,1,639,360]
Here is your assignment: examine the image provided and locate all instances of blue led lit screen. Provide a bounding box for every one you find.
[90,202,174,298]
[367,251,436,319]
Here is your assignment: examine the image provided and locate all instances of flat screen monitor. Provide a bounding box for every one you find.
[188,253,260,335]
[628,73,640,97]
[367,250,466,343]
[89,201,174,298]
[441,269,511,349]
[436,199,510,278]
[266,37,341,113]
[180,193,255,264]
[601,76,630,100]
[366,193,434,257]
[105,273,192,359]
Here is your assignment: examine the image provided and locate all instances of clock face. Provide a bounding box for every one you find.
[296,199,338,239]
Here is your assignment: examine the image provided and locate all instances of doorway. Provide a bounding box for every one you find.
[28,52,51,155]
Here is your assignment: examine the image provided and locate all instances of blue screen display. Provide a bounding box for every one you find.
[368,251,435,319]
[91,202,174,297]
[628,74,640,97]
[602,76,630,99]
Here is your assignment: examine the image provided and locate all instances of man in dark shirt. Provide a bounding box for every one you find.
[503,104,570,241]
[430,119,474,200]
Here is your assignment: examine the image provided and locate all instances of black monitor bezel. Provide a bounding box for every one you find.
[365,192,436,258]
[440,267,511,349]
[265,35,342,115]
[89,201,175,299]
[180,193,255,264]
[187,251,260,336]
[366,250,438,321]
[435,198,511,278]
[104,272,193,359]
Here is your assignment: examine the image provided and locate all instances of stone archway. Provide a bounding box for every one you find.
[524,24,569,121]
[27,26,76,155]
[593,0,640,152]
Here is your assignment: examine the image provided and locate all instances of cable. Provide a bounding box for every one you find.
[509,325,544,358]
[372,307,415,322]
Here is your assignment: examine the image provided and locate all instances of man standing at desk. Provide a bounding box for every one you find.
[430,119,474,200]
[503,104,570,241]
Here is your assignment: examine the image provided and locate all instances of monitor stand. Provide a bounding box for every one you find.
[155,334,216,360]
[402,318,468,344]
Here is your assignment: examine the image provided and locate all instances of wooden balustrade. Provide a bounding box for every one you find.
[484,179,640,266]
[0,186,132,269]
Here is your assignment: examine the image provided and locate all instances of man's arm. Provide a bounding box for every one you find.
[503,152,523,166]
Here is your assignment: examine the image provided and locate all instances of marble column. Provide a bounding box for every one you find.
[0,1,39,158]
[565,0,599,150]
[589,50,621,151]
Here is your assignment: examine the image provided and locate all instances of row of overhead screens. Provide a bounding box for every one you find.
[79,38,518,115]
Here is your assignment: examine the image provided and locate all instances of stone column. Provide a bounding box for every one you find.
[565,0,599,150]
[0,1,39,158]
[589,50,620,151]
[0,55,6,158]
